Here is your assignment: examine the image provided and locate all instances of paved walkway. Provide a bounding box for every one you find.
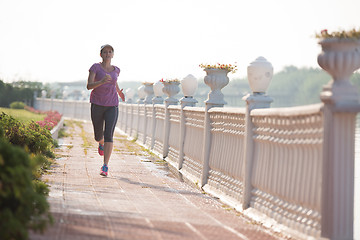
[30,120,292,240]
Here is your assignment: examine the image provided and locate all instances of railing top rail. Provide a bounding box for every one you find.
[209,107,246,114]
[168,105,182,110]
[251,103,323,117]
[122,103,142,106]
[35,97,90,103]
[154,104,166,110]
[182,106,206,112]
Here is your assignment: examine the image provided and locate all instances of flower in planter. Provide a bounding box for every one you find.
[142,82,154,85]
[36,110,62,130]
[163,78,180,84]
[199,63,238,73]
[316,28,360,39]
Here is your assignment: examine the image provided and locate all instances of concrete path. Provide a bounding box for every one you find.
[30,120,291,240]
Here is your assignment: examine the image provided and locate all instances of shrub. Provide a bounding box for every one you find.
[0,112,55,158]
[0,128,52,240]
[10,101,26,109]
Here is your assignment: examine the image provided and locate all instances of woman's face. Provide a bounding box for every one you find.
[100,47,114,60]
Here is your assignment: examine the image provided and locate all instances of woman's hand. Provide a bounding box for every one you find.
[102,74,112,84]
[118,88,125,102]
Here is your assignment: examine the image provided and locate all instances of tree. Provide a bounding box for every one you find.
[0,80,45,107]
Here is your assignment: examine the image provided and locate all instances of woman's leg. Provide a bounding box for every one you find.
[103,106,119,166]
[91,104,107,156]
[91,104,105,143]
[103,142,113,165]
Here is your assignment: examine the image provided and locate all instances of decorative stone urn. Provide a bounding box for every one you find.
[162,81,180,104]
[243,57,274,110]
[143,82,154,104]
[125,88,135,103]
[180,74,198,107]
[137,85,146,104]
[204,68,229,106]
[152,81,164,104]
[181,74,198,97]
[318,38,360,105]
[247,56,273,93]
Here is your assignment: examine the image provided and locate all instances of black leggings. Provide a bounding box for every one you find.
[91,104,118,143]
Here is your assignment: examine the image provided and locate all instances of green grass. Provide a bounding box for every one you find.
[0,107,45,124]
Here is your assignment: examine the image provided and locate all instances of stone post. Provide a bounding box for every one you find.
[124,89,135,135]
[178,75,198,169]
[151,82,165,150]
[125,104,134,136]
[242,57,273,209]
[200,69,229,186]
[142,83,153,144]
[51,91,56,112]
[136,85,146,141]
[178,97,198,169]
[162,81,180,158]
[317,38,360,240]
[142,104,148,145]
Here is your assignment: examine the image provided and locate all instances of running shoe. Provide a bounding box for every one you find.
[100,164,108,176]
[98,143,104,156]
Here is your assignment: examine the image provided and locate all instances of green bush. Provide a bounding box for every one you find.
[0,128,52,240]
[0,113,54,158]
[9,101,26,109]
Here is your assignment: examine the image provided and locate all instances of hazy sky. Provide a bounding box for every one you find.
[0,0,359,83]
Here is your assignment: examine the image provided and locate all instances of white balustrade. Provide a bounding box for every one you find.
[205,107,246,203]
[166,106,181,167]
[34,98,91,120]
[250,104,323,237]
[33,49,360,239]
[180,107,205,181]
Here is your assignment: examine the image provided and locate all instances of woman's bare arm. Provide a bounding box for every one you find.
[87,72,111,90]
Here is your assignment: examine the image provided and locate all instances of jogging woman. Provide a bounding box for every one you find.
[87,44,125,176]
